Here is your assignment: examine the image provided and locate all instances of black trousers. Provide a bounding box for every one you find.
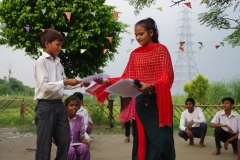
[214,127,237,150]
[125,119,136,137]
[178,123,207,141]
[35,99,70,160]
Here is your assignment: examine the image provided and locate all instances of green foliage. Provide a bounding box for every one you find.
[126,0,156,9]
[0,0,128,78]
[204,81,231,104]
[0,77,34,96]
[183,74,209,104]
[198,0,240,47]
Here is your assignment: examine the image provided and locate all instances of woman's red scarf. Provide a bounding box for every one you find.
[86,43,174,127]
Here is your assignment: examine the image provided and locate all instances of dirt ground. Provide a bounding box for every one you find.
[0,127,238,160]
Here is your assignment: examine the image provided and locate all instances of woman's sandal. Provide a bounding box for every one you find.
[124,138,130,143]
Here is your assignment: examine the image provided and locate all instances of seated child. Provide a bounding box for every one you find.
[178,98,207,147]
[73,92,93,142]
[65,95,90,160]
[210,97,239,156]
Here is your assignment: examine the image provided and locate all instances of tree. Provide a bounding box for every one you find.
[125,0,240,47]
[183,74,209,104]
[0,0,128,78]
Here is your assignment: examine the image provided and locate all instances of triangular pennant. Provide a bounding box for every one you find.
[179,47,184,52]
[112,12,119,20]
[203,0,210,5]
[199,46,204,50]
[157,7,162,11]
[64,12,71,21]
[103,49,109,54]
[106,37,113,44]
[131,39,135,44]
[61,49,66,53]
[220,42,224,47]
[25,25,30,32]
[40,29,45,32]
[63,32,68,37]
[7,47,14,52]
[81,49,86,53]
[41,9,46,14]
[180,41,185,47]
[184,2,192,9]
[126,49,132,53]
[91,12,96,17]
[198,42,203,46]
[85,34,89,39]
[215,45,220,49]
[134,10,140,16]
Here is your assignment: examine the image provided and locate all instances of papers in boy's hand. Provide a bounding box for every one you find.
[105,79,141,97]
[81,73,110,83]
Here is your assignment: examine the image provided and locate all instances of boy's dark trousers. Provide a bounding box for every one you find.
[35,99,70,160]
[214,127,237,150]
[178,123,207,141]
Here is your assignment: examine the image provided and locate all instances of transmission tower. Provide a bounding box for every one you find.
[171,6,199,95]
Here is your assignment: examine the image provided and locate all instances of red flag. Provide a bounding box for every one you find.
[64,12,71,21]
[215,45,220,49]
[184,2,192,9]
[112,12,119,20]
[180,41,185,47]
[179,47,184,52]
[103,49,109,54]
[106,37,112,44]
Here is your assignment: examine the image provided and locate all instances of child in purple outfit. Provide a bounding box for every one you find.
[65,95,90,160]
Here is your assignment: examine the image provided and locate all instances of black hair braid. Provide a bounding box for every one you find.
[145,18,159,43]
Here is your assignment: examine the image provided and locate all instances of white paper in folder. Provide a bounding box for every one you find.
[105,78,141,97]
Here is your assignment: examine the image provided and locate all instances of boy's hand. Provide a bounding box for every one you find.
[225,125,234,134]
[81,82,90,87]
[187,120,194,129]
[81,138,90,147]
[185,128,194,138]
[224,140,230,150]
[93,77,109,84]
[64,79,81,86]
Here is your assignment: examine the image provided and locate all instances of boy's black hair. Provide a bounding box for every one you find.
[222,97,234,104]
[41,28,64,48]
[64,95,79,107]
[185,98,195,105]
[73,92,83,100]
[135,17,159,43]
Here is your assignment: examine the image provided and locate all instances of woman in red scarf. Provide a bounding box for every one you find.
[87,18,175,160]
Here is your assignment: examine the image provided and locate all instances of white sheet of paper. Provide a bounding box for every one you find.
[81,73,110,83]
[70,143,82,146]
[105,78,141,97]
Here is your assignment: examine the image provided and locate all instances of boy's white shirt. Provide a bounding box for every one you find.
[33,52,81,100]
[211,110,239,134]
[76,106,93,130]
[179,107,206,131]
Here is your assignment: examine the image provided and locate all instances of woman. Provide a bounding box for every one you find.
[87,18,175,160]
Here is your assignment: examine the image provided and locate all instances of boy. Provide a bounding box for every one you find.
[34,29,88,160]
[210,97,239,156]
[73,92,93,142]
[178,98,207,147]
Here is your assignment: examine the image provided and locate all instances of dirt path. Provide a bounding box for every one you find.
[0,128,237,160]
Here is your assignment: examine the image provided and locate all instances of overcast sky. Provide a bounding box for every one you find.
[0,0,239,96]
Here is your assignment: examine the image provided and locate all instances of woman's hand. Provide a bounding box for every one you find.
[80,82,91,87]
[133,82,153,93]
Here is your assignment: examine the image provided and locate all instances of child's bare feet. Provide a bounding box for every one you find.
[189,139,194,145]
[199,142,205,148]
[211,148,220,156]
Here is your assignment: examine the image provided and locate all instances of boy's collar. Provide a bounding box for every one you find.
[42,51,60,62]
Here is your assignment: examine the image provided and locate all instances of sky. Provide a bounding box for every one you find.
[0,0,239,96]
